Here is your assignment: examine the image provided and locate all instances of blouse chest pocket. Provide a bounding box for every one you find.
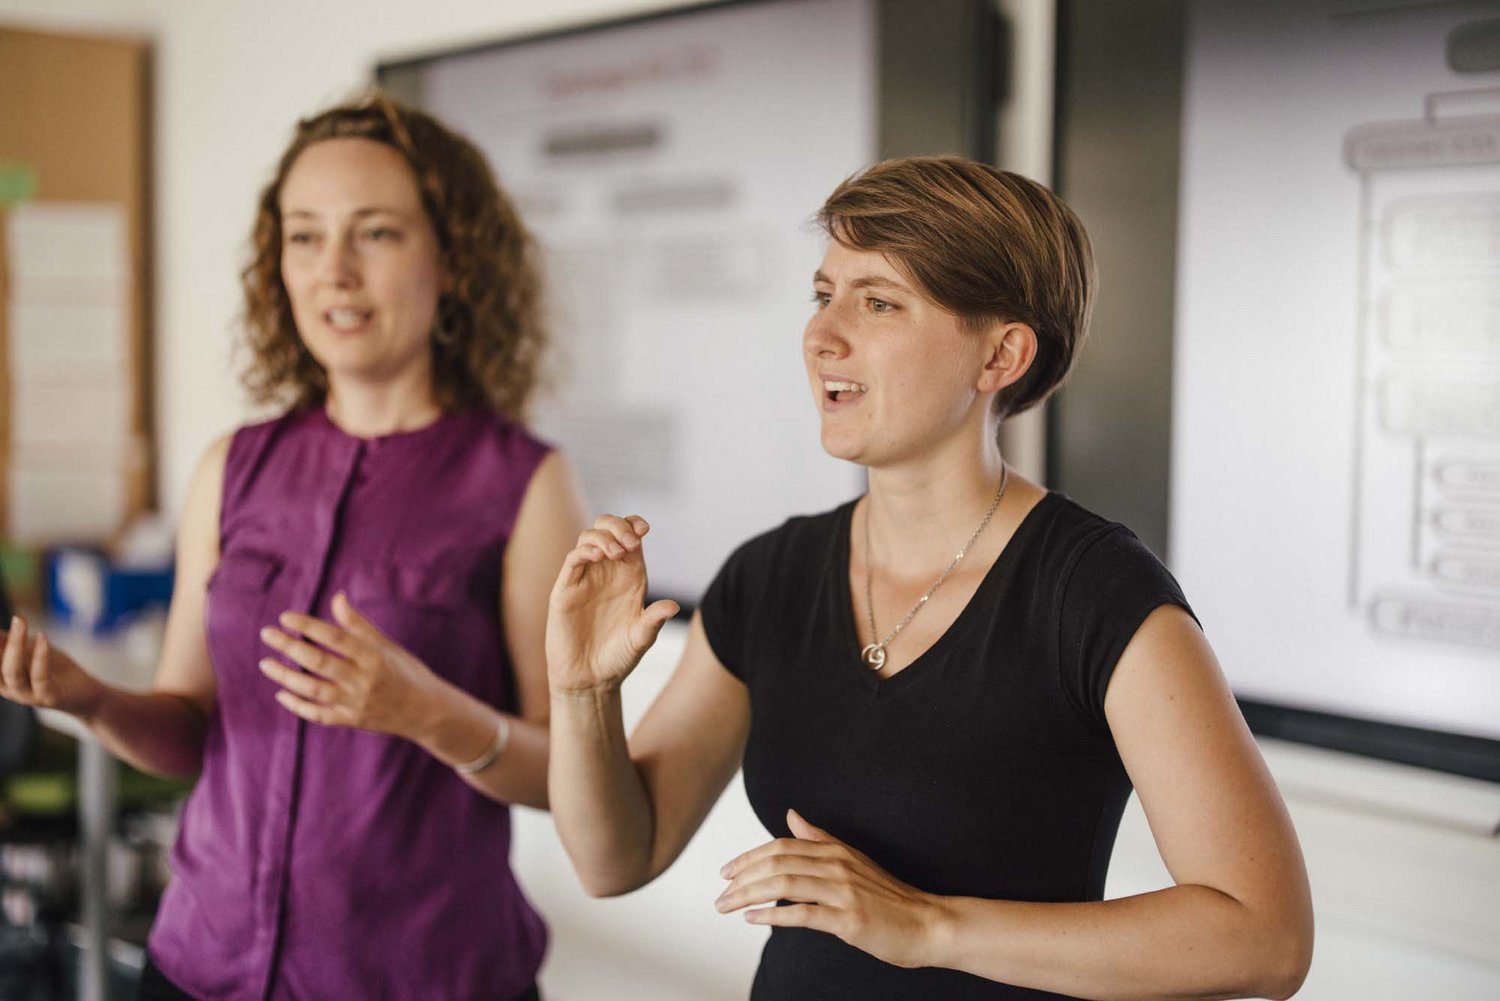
[343,559,473,613]
[207,550,284,594]
[204,551,287,692]
[341,558,489,670]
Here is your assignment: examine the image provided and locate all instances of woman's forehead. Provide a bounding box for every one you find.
[280,138,423,215]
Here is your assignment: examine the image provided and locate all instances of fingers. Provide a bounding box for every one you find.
[276,610,363,661]
[258,657,339,706]
[576,528,630,559]
[721,834,842,879]
[593,513,648,551]
[557,514,656,589]
[717,872,836,914]
[259,624,352,682]
[716,854,844,913]
[742,902,840,932]
[2,616,31,698]
[574,514,651,559]
[259,609,360,724]
[273,689,345,727]
[29,632,54,704]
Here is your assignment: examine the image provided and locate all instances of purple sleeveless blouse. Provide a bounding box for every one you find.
[148,406,551,1001]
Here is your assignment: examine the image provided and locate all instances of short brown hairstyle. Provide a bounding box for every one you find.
[240,90,546,418]
[816,156,1095,419]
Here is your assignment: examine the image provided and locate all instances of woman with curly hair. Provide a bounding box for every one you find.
[0,92,583,1000]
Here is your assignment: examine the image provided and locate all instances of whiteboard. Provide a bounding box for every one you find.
[406,0,876,601]
[1173,0,1500,740]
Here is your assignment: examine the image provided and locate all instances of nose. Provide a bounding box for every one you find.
[803,301,849,360]
[317,232,360,290]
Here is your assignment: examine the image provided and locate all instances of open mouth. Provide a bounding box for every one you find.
[823,379,867,402]
[324,307,373,332]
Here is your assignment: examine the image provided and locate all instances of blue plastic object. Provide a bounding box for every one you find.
[45,548,174,634]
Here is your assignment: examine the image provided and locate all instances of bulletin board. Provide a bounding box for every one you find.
[0,27,153,554]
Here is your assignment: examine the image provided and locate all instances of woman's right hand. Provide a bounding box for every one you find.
[1,615,106,719]
[546,514,680,694]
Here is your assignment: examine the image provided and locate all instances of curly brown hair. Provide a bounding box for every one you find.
[817,156,1096,420]
[240,90,546,418]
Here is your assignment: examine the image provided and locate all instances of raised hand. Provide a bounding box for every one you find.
[0,615,106,719]
[546,514,680,695]
[257,592,448,741]
[715,809,946,970]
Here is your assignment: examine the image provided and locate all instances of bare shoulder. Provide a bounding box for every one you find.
[521,448,584,505]
[509,448,589,549]
[177,432,236,553]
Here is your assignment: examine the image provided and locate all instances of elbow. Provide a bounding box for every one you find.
[572,848,659,899]
[578,871,647,899]
[1252,913,1313,1001]
[1263,932,1313,1001]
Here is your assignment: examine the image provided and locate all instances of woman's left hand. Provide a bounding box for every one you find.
[258,592,447,741]
[716,809,947,970]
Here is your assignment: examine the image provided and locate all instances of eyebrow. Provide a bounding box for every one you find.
[811,269,913,294]
[282,207,411,221]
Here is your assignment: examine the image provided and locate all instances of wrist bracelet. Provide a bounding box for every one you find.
[454,715,510,775]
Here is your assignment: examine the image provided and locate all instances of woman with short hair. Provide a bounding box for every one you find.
[545,156,1314,1001]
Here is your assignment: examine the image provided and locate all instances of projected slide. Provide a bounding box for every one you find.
[1174,1,1500,739]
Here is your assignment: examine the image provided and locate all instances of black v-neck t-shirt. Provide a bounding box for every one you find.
[700,492,1195,1001]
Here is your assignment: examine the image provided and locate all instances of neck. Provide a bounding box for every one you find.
[863,435,1009,574]
[324,371,442,438]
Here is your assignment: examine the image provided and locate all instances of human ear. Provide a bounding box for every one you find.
[977,321,1037,394]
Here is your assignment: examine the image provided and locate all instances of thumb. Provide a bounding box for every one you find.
[787,808,836,844]
[630,599,680,648]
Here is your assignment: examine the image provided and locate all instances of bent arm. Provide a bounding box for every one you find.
[549,608,749,897]
[77,437,228,778]
[921,606,1313,1000]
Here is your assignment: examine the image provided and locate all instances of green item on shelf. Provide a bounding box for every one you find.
[4,771,76,816]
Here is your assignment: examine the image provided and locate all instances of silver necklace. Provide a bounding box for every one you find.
[860,465,1009,671]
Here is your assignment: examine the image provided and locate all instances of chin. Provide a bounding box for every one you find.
[819,429,867,465]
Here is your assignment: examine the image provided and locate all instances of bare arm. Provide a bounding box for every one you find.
[0,436,227,778]
[545,514,749,896]
[718,607,1313,1000]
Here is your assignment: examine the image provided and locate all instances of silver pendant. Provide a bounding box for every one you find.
[861,643,887,671]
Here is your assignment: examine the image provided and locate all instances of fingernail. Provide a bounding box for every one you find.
[714,896,728,912]
[258,659,275,673]
[259,627,275,642]
[719,862,733,878]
